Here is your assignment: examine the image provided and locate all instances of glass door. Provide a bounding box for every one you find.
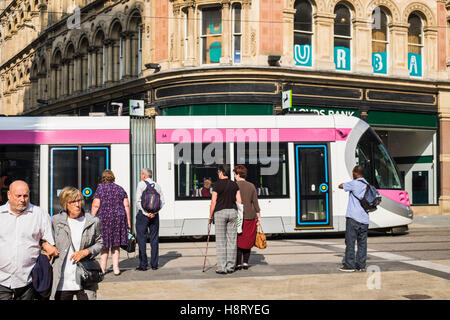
[295,144,331,228]
[50,146,109,216]
[81,147,109,211]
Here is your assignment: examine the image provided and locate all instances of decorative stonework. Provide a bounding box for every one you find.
[326,0,365,18]
[365,0,401,23]
[402,2,435,27]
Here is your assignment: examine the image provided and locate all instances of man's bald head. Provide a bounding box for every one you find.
[8,180,30,215]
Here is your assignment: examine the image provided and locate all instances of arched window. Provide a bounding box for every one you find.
[371,8,388,74]
[79,37,89,90]
[129,11,143,77]
[94,30,105,86]
[334,4,351,71]
[110,22,123,81]
[408,13,423,77]
[39,60,47,100]
[65,43,75,95]
[51,51,62,99]
[293,0,313,66]
[232,3,242,63]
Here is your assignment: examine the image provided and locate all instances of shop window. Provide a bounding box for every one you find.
[175,143,230,199]
[232,3,242,63]
[0,145,40,206]
[408,13,423,77]
[293,0,313,67]
[371,8,388,74]
[334,4,352,71]
[355,128,402,190]
[234,142,289,197]
[201,6,222,64]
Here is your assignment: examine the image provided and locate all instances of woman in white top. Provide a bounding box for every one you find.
[50,187,103,300]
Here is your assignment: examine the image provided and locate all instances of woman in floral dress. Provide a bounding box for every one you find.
[91,169,131,275]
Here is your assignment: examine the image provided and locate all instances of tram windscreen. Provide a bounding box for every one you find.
[355,128,402,190]
[0,145,40,206]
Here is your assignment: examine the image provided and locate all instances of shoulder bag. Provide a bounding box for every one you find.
[255,224,267,249]
[71,242,104,287]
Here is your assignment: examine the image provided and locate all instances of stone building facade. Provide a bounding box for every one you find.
[0,0,449,214]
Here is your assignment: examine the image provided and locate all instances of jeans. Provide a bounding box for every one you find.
[0,283,35,300]
[136,211,159,269]
[343,217,369,269]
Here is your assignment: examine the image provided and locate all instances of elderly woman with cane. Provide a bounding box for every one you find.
[208,164,242,274]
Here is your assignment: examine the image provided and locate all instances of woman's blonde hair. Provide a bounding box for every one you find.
[59,186,84,211]
[102,169,115,184]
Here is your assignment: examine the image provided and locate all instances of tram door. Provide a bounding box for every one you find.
[294,144,332,228]
[49,146,110,216]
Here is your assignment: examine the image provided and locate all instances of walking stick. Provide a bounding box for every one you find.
[202,222,212,272]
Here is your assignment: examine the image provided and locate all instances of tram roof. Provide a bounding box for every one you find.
[155,115,361,130]
[0,116,130,130]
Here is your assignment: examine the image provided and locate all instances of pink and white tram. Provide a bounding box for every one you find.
[155,115,413,236]
[0,114,412,236]
[0,116,131,217]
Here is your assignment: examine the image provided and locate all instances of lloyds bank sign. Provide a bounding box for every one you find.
[291,107,360,117]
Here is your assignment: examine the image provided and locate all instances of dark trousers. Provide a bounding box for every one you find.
[0,283,35,300]
[55,290,89,300]
[236,248,251,265]
[343,217,369,269]
[136,211,159,269]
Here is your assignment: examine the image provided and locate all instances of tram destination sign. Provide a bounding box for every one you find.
[290,106,360,117]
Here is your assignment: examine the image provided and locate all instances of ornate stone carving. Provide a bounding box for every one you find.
[326,0,364,18]
[365,0,401,23]
[402,2,435,27]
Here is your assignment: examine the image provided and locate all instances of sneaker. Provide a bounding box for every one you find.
[356,267,366,272]
[339,265,355,272]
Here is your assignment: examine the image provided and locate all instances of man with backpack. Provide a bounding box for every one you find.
[135,168,165,271]
[338,165,375,272]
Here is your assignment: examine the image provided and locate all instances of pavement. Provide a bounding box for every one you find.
[96,215,450,300]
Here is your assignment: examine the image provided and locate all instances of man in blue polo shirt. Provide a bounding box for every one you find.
[338,165,370,272]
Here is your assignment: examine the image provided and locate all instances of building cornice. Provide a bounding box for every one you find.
[142,66,445,93]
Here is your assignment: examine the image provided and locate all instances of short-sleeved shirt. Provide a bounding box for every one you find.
[213,179,239,213]
[0,202,54,289]
[343,178,370,225]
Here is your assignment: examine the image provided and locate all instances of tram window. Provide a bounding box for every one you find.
[355,129,402,190]
[175,143,230,199]
[0,145,40,206]
[234,142,289,198]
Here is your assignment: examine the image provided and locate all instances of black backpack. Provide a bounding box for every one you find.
[352,180,382,213]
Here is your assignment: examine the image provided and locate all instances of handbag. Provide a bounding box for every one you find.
[255,224,267,249]
[71,241,104,287]
[121,230,136,253]
[236,202,243,234]
[76,258,104,287]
